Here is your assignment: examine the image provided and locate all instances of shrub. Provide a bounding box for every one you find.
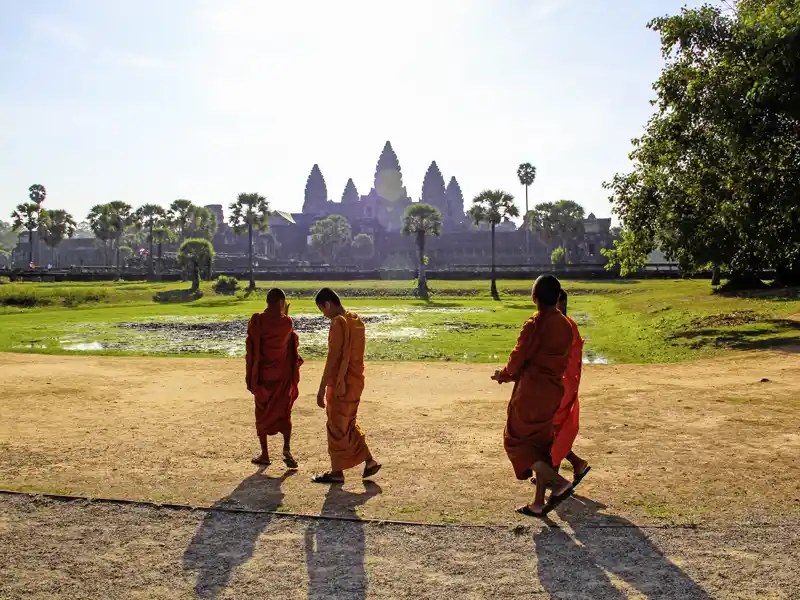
[551,246,569,266]
[212,275,240,295]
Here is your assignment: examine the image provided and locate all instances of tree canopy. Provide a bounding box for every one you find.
[529,200,585,252]
[310,214,352,263]
[603,0,800,283]
[401,203,443,238]
[40,209,77,250]
[468,190,519,227]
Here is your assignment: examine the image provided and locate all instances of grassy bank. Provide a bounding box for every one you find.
[0,279,797,363]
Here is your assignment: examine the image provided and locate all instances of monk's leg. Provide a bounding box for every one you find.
[566,451,589,478]
[282,424,298,469]
[252,432,271,465]
[533,460,571,497]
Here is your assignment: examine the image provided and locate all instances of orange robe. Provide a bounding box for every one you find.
[245,307,303,437]
[323,311,370,471]
[501,307,573,480]
[550,316,584,466]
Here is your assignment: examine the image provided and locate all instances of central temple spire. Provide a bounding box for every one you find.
[421,161,447,215]
[373,141,408,203]
[303,164,328,214]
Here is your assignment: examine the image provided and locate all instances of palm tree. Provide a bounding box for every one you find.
[186,206,218,241]
[28,184,47,264]
[11,202,41,266]
[169,199,194,242]
[228,193,270,290]
[401,204,442,299]
[468,190,520,300]
[87,204,115,265]
[152,227,176,276]
[40,209,77,267]
[107,201,133,277]
[134,204,167,278]
[178,238,215,292]
[517,163,536,259]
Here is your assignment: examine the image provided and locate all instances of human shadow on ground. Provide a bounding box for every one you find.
[305,481,382,600]
[182,468,295,598]
[152,288,204,303]
[535,495,712,599]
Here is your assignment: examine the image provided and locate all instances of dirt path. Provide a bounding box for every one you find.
[2,352,799,525]
[1,494,797,599]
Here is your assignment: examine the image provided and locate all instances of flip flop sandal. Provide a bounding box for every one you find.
[311,473,344,484]
[283,456,299,469]
[516,505,547,519]
[573,465,592,487]
[362,463,382,479]
[543,486,574,515]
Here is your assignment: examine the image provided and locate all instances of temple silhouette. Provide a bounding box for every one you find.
[10,141,613,271]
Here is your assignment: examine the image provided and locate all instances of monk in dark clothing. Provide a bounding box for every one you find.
[311,287,381,484]
[245,288,303,469]
[493,275,574,517]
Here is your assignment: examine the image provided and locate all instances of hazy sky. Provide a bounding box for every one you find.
[0,0,713,223]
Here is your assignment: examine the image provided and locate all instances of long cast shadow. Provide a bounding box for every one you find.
[536,495,712,599]
[183,468,295,598]
[305,482,382,600]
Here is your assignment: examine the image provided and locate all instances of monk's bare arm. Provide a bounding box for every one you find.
[499,318,539,381]
[318,318,345,405]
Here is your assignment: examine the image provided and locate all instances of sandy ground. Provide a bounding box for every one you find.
[1,494,797,599]
[1,351,799,598]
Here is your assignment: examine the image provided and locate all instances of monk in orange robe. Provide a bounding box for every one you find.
[532,289,591,488]
[311,287,381,484]
[245,288,303,469]
[493,275,574,517]
[551,290,590,482]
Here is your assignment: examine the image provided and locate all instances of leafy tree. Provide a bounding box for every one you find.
[134,204,167,278]
[351,233,374,263]
[551,246,569,267]
[107,201,133,277]
[468,190,519,300]
[401,204,442,299]
[28,184,46,206]
[310,215,352,264]
[87,204,115,265]
[152,227,176,275]
[185,206,218,241]
[169,199,194,242]
[39,209,77,267]
[178,238,215,292]
[0,220,18,252]
[529,200,585,259]
[603,0,800,286]
[228,193,270,289]
[517,163,536,257]
[11,203,41,265]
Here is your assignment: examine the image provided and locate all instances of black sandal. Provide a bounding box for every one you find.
[516,505,547,519]
[283,455,299,470]
[573,465,591,487]
[311,472,344,484]
[362,462,382,479]
[543,486,574,514]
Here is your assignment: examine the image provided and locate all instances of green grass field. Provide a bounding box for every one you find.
[0,278,797,363]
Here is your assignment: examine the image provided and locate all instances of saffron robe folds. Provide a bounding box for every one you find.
[323,311,370,471]
[245,308,303,436]
[501,307,573,480]
[550,316,584,466]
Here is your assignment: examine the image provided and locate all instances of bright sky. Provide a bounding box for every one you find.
[0,0,714,224]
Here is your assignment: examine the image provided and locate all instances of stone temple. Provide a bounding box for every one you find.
[10,141,614,271]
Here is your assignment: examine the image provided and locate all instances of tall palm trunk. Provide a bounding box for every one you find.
[190,262,200,292]
[156,242,163,277]
[490,223,499,300]
[248,223,255,289]
[524,184,530,262]
[28,230,33,266]
[115,236,122,278]
[416,230,428,299]
[147,225,155,279]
